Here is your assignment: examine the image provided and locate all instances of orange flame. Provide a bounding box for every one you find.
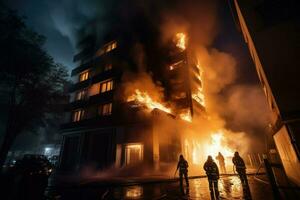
[127,89,172,114]
[185,131,235,165]
[179,110,192,122]
[175,33,186,50]
[204,132,234,158]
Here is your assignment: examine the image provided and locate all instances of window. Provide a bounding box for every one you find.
[72,109,85,122]
[106,41,117,53]
[99,103,112,116]
[75,89,87,101]
[125,143,143,165]
[95,41,117,57]
[100,79,114,93]
[104,63,112,71]
[79,71,89,82]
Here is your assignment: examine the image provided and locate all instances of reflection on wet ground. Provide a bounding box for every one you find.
[48,175,273,200]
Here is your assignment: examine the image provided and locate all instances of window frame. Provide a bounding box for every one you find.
[79,71,89,82]
[99,103,113,116]
[75,89,87,101]
[72,109,85,122]
[100,79,114,93]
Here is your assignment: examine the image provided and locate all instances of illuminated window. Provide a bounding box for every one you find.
[99,103,112,116]
[75,89,87,101]
[96,41,117,57]
[100,79,114,93]
[111,41,117,49]
[106,41,117,53]
[72,109,85,122]
[79,71,89,82]
[104,63,112,71]
[125,144,143,165]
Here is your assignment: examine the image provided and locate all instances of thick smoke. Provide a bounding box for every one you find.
[47,0,113,48]
[157,0,272,163]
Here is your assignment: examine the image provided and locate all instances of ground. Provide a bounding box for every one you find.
[47,175,276,200]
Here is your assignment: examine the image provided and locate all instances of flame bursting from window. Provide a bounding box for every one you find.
[127,89,172,114]
[175,33,186,50]
[127,89,192,122]
[186,131,234,165]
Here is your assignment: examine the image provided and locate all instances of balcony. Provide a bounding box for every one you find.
[71,48,119,76]
[68,90,114,110]
[69,68,120,93]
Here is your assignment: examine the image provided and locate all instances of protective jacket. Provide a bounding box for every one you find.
[177,159,188,173]
[204,160,219,180]
[232,155,246,170]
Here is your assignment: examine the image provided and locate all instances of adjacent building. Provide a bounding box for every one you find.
[232,0,300,185]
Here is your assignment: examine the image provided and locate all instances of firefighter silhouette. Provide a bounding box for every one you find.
[216,152,226,174]
[176,154,189,188]
[204,155,220,199]
[232,151,248,186]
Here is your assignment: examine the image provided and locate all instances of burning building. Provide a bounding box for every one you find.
[165,33,206,120]
[58,30,197,172]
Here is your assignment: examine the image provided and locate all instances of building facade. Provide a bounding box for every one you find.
[232,0,300,185]
[59,31,194,172]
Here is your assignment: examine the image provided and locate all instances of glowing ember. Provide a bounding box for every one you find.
[179,110,192,122]
[127,89,172,114]
[175,33,186,50]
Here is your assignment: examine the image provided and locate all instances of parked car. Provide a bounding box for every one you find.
[9,154,53,200]
[14,154,53,176]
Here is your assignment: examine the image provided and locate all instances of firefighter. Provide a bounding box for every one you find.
[232,151,248,186]
[203,155,220,198]
[216,152,226,174]
[176,154,189,188]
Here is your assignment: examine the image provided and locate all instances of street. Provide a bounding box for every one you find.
[47,175,274,199]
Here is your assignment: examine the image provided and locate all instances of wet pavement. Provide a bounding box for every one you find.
[47,175,275,199]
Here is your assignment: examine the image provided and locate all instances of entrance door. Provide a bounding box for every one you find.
[125,143,143,165]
